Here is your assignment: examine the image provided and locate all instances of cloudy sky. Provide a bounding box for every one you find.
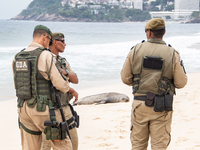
[0,0,33,19]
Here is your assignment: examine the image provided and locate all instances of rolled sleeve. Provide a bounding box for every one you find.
[65,60,75,74]
[173,51,187,88]
[121,50,134,86]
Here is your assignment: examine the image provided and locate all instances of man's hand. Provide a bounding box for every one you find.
[68,88,78,103]
[60,68,68,76]
[60,68,79,84]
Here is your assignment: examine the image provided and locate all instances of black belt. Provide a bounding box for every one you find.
[134,96,146,101]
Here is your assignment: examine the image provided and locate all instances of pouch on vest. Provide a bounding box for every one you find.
[165,94,173,111]
[36,95,48,112]
[145,92,155,107]
[27,98,37,108]
[154,96,165,112]
[17,98,25,108]
[60,92,72,106]
[14,59,32,99]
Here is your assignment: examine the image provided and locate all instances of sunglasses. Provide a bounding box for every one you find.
[55,38,65,44]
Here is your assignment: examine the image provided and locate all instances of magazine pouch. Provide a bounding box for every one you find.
[145,92,155,107]
[165,94,173,111]
[154,96,165,112]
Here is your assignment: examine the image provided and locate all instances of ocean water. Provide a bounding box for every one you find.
[0,19,200,101]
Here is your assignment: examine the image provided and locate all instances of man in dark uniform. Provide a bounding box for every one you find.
[13,25,78,150]
[121,18,187,150]
[41,32,79,150]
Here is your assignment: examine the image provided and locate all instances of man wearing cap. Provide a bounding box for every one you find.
[12,25,78,150]
[121,18,187,150]
[41,32,79,150]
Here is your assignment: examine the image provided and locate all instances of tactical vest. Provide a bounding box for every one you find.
[13,48,52,109]
[55,56,71,106]
[132,40,175,96]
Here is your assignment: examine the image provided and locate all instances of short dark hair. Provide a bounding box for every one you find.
[33,29,49,38]
[152,28,165,38]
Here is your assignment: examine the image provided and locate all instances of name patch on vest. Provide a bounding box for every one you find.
[15,60,29,71]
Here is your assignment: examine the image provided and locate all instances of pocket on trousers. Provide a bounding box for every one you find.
[132,101,142,121]
[165,125,171,146]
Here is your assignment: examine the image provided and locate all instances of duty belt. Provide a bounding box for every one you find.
[134,96,146,101]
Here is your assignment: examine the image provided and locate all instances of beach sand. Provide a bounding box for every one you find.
[1,72,200,150]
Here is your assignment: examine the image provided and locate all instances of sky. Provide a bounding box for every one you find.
[0,0,33,19]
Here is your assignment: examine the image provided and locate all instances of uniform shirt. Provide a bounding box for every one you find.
[121,39,187,90]
[13,42,70,94]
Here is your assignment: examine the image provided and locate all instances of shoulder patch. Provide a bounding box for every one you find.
[168,44,172,47]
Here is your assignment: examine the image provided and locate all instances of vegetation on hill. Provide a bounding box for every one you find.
[59,4,151,22]
[17,0,151,22]
[14,0,177,22]
[191,11,200,19]
[143,0,174,11]
[21,0,62,16]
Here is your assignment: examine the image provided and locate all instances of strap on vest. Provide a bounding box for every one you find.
[48,100,57,125]
[48,55,53,80]
[134,96,146,101]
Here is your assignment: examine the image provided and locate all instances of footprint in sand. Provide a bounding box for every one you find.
[93,117,101,120]
[178,137,188,142]
[119,136,125,139]
[98,143,113,147]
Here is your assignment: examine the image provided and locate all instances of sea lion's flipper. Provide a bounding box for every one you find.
[95,100,107,105]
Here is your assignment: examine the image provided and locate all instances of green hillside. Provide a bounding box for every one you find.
[21,0,62,16]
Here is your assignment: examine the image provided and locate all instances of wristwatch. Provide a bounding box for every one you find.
[65,69,69,76]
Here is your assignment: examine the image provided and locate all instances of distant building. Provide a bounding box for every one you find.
[133,0,143,10]
[175,0,199,12]
[150,0,200,21]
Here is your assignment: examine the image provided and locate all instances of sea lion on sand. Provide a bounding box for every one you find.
[73,92,129,105]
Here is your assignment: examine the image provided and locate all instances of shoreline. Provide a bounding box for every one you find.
[1,72,200,149]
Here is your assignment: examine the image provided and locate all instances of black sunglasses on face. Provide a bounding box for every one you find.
[55,38,65,44]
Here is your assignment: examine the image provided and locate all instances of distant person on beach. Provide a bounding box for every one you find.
[41,32,79,150]
[12,25,78,150]
[121,18,187,150]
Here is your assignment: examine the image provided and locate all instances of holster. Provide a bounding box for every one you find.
[44,121,68,140]
[69,104,80,128]
[60,122,67,140]
[44,125,61,141]
[74,111,80,128]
